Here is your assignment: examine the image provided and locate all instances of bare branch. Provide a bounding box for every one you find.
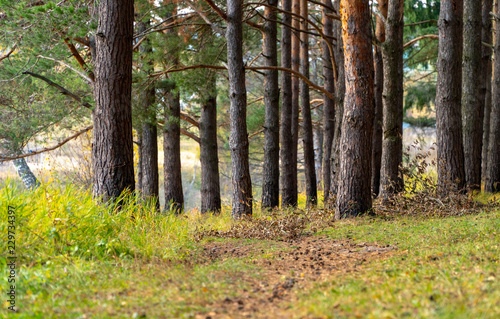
[37,55,92,83]
[403,34,439,49]
[63,38,95,82]
[0,44,17,63]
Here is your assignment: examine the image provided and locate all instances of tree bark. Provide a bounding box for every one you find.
[280,0,295,207]
[481,0,493,182]
[261,0,280,209]
[462,0,483,190]
[13,157,40,190]
[330,0,344,198]
[300,0,318,207]
[311,59,323,187]
[435,0,465,194]
[163,91,184,213]
[371,0,386,198]
[379,0,404,199]
[485,0,500,193]
[200,74,222,214]
[335,0,375,218]
[139,21,159,209]
[227,0,253,217]
[92,0,135,202]
[290,0,301,206]
[322,0,335,203]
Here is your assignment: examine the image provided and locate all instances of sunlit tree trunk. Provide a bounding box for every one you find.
[336,0,375,218]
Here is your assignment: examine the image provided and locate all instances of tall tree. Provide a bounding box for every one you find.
[485,0,500,193]
[92,0,135,202]
[481,0,494,181]
[335,0,375,218]
[290,0,301,206]
[462,0,483,190]
[322,0,336,203]
[261,0,280,209]
[371,0,386,197]
[200,73,222,213]
[330,0,345,198]
[227,0,253,217]
[138,21,159,209]
[379,0,405,199]
[435,0,465,194]
[300,0,318,206]
[280,0,295,207]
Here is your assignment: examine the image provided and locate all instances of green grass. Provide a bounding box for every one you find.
[1,181,499,318]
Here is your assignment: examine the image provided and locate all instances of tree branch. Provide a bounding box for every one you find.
[0,126,93,162]
[403,34,439,49]
[63,38,95,82]
[23,71,92,109]
[37,55,92,83]
[0,44,17,63]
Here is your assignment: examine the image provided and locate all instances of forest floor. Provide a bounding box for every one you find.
[1,181,499,318]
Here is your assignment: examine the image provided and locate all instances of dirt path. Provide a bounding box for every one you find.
[195,235,397,319]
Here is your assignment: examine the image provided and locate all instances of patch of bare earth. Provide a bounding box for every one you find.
[195,235,397,319]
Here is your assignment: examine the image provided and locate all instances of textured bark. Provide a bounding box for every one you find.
[435,0,465,194]
[280,0,295,207]
[13,157,40,190]
[261,0,280,209]
[379,0,404,199]
[300,0,317,207]
[311,59,323,187]
[371,0,386,198]
[289,0,301,206]
[322,0,335,203]
[137,132,143,192]
[481,0,493,181]
[200,75,221,214]
[139,22,159,209]
[335,0,375,218]
[485,1,500,193]
[227,0,253,217]
[92,0,135,202]
[330,0,345,198]
[163,91,184,213]
[462,0,483,190]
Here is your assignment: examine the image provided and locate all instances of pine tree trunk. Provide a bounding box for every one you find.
[261,0,280,209]
[137,131,143,192]
[485,1,500,193]
[435,0,465,194]
[335,0,375,218]
[379,0,404,199]
[163,91,184,213]
[290,0,301,206]
[462,0,483,190]
[481,0,493,182]
[13,157,40,190]
[139,21,159,209]
[92,0,135,202]
[311,59,323,187]
[200,74,221,214]
[280,0,295,207]
[322,0,335,203]
[330,0,345,198]
[371,0,386,198]
[300,0,317,206]
[227,0,253,217]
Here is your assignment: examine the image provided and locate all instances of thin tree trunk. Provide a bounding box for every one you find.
[139,21,159,209]
[435,0,465,194]
[200,74,221,214]
[227,0,253,217]
[462,0,483,191]
[261,0,280,209]
[322,0,335,203]
[290,0,301,206]
[330,0,344,198]
[312,59,323,188]
[163,91,184,213]
[481,0,493,182]
[371,0,386,198]
[336,0,375,218]
[379,0,404,199]
[485,0,500,193]
[92,0,135,202]
[137,131,143,192]
[300,0,317,206]
[280,0,295,207]
[13,157,40,190]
